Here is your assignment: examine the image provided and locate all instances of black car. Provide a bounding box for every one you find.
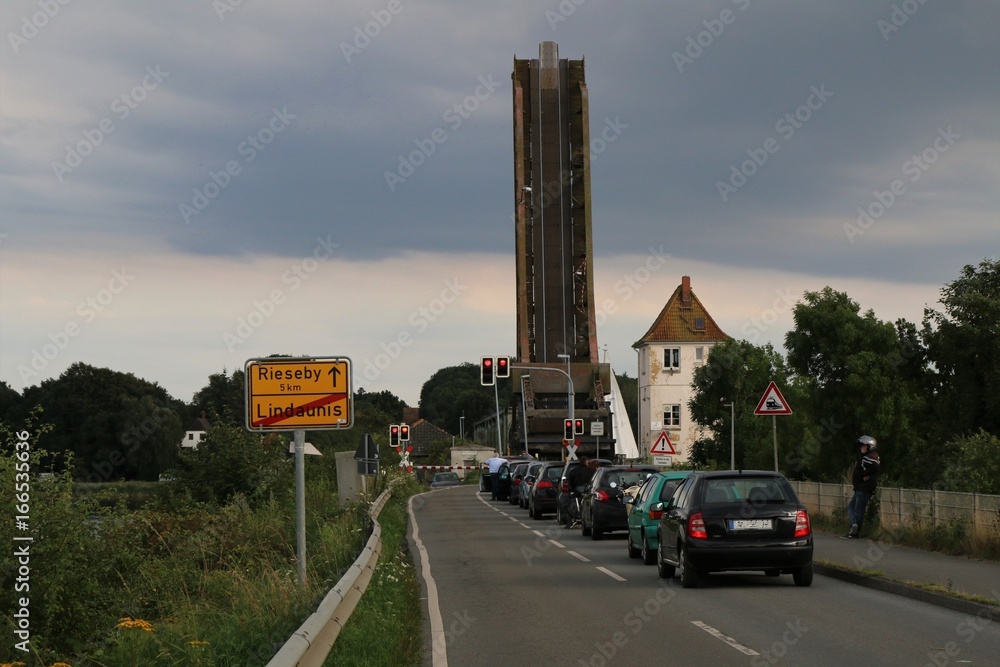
[580,465,658,540]
[430,471,461,488]
[527,461,565,519]
[507,461,534,506]
[656,470,814,588]
[555,458,613,526]
[517,461,546,509]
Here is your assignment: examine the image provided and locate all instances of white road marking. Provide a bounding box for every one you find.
[692,620,759,656]
[568,551,590,562]
[596,566,627,582]
[548,539,565,548]
[409,493,448,667]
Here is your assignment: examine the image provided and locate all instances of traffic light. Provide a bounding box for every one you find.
[496,356,510,378]
[564,418,574,440]
[574,419,584,436]
[480,356,495,386]
[389,424,400,448]
[400,424,410,442]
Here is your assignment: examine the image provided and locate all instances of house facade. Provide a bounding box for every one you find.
[632,276,729,465]
[180,413,211,449]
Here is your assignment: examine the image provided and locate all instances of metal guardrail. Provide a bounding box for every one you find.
[267,483,395,667]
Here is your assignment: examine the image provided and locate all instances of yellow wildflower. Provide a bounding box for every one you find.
[186,640,209,647]
[116,617,154,633]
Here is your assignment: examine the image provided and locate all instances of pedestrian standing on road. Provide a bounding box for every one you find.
[485,453,507,501]
[845,435,880,538]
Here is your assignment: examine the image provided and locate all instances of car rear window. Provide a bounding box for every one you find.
[545,466,562,481]
[700,478,794,504]
[605,470,655,488]
[659,481,682,502]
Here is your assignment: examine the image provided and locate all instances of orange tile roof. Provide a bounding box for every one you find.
[632,277,729,346]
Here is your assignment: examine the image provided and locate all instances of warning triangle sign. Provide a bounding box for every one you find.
[754,381,792,415]
[650,431,676,455]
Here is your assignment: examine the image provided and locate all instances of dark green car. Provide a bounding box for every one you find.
[625,470,693,565]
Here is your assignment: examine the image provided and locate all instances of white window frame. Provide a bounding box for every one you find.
[663,404,681,427]
[663,347,680,371]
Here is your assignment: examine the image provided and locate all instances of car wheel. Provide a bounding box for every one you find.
[793,563,814,587]
[581,512,592,536]
[531,501,541,520]
[679,545,700,589]
[642,538,657,565]
[627,530,641,559]
[556,504,566,526]
[656,540,675,579]
[590,515,603,541]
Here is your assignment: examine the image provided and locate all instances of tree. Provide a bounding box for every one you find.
[13,363,184,481]
[938,429,1000,494]
[785,287,924,483]
[923,258,1000,440]
[170,421,292,507]
[418,363,505,436]
[688,339,792,471]
[189,368,246,425]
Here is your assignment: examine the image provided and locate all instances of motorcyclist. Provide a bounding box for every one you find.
[568,456,598,526]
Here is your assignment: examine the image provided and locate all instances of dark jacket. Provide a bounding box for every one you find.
[569,462,596,493]
[852,450,880,494]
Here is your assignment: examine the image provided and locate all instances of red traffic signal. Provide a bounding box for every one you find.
[480,356,495,386]
[390,424,400,447]
[496,356,510,378]
[564,418,574,440]
[400,424,410,442]
[574,419,584,436]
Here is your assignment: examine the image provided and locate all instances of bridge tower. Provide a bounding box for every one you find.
[510,42,613,458]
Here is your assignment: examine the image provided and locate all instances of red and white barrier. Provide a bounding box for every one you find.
[413,465,487,470]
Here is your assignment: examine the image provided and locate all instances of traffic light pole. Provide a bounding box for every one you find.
[493,381,505,456]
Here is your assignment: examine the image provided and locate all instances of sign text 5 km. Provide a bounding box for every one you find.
[245,357,353,431]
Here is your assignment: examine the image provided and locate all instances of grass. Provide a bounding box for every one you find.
[324,485,424,666]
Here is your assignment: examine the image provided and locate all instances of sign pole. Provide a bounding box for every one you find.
[294,428,307,587]
[772,415,778,472]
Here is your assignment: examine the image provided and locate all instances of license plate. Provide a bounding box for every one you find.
[729,519,772,531]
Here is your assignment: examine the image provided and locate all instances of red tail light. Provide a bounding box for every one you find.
[537,480,554,490]
[649,509,663,520]
[561,480,570,493]
[687,512,708,540]
[794,510,811,538]
[594,490,610,503]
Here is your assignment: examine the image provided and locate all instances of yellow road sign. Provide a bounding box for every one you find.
[245,357,353,431]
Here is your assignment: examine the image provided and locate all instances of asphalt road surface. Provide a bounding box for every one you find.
[409,485,1000,666]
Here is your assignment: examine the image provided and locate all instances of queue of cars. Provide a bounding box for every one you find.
[483,460,814,588]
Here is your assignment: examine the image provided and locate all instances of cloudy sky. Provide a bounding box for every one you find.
[2,0,997,408]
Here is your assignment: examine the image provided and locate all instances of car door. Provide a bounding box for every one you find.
[628,476,656,542]
[662,476,695,564]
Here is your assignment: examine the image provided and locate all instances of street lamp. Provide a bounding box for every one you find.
[520,374,531,455]
[722,401,735,470]
[459,415,465,442]
[556,352,571,411]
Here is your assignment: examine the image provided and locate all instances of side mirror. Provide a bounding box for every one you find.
[651,501,664,512]
[624,495,635,504]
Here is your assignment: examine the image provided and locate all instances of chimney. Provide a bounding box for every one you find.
[680,276,692,308]
[403,407,420,425]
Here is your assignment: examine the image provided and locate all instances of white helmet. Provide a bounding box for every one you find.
[857,435,877,451]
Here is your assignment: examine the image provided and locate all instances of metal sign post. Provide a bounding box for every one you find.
[294,428,307,586]
[245,355,354,589]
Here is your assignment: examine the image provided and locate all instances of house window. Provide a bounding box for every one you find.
[695,346,704,363]
[663,405,681,427]
[695,317,705,331]
[188,433,194,440]
[663,347,680,370]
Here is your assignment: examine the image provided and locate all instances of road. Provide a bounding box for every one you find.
[409,485,1000,666]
